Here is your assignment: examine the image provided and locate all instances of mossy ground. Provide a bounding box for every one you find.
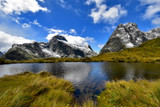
[98,80,160,107]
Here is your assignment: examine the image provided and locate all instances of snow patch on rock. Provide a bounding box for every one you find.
[126,42,134,48]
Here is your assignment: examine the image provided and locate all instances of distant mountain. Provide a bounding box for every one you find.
[100,23,160,54]
[4,35,97,60]
[0,51,3,57]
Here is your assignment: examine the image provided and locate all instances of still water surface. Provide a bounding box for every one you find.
[0,62,160,102]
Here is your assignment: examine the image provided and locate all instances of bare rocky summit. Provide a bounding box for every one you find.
[100,23,160,54]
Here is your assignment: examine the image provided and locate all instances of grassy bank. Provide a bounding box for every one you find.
[0,57,93,64]
[0,71,95,107]
[0,71,74,107]
[1,72,160,106]
[92,37,160,64]
[98,80,160,107]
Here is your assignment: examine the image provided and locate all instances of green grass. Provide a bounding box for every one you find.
[1,72,160,107]
[0,56,94,64]
[98,80,160,107]
[92,37,160,64]
[0,71,95,107]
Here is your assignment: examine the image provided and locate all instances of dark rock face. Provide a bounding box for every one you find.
[100,23,160,54]
[48,36,86,58]
[0,51,3,57]
[100,37,125,53]
[4,42,45,60]
[4,35,97,60]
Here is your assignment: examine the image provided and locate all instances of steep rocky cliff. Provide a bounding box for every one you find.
[4,35,97,60]
[100,23,160,54]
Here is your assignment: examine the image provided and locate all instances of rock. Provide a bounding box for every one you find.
[0,51,3,57]
[4,35,97,60]
[100,23,160,54]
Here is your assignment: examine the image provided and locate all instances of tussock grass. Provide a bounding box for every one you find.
[98,80,160,107]
[73,100,95,107]
[0,71,74,107]
[2,72,160,107]
[0,71,96,107]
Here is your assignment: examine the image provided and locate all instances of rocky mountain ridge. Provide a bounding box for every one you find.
[3,35,97,60]
[100,23,160,54]
[0,51,3,57]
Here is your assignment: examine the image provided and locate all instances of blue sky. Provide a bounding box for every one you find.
[0,0,160,53]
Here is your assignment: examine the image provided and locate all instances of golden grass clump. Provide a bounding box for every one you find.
[0,71,74,107]
[0,71,97,107]
[98,80,160,107]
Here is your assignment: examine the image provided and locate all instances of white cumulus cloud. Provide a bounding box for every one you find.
[0,0,48,15]
[86,0,105,6]
[0,31,34,52]
[86,0,127,24]
[139,0,160,25]
[152,17,160,25]
[48,29,65,34]
[98,44,104,48]
[38,0,45,2]
[69,29,77,34]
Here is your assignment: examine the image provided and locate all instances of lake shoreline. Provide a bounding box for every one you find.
[0,57,160,65]
[1,71,160,106]
[0,62,160,106]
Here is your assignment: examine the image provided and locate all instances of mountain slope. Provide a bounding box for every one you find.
[3,35,97,60]
[0,51,3,57]
[100,23,160,54]
[93,37,160,63]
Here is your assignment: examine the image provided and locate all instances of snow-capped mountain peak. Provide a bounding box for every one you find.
[4,35,97,60]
